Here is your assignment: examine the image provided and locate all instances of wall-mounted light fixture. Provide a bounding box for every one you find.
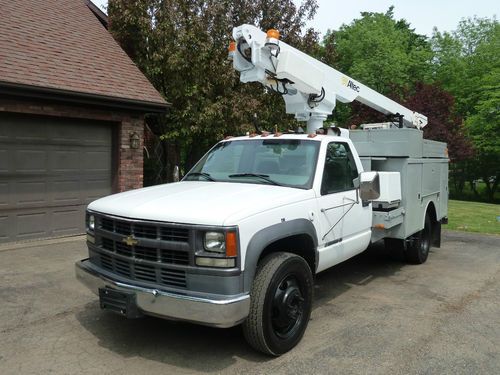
[130,132,140,149]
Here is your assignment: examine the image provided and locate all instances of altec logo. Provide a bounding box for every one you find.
[342,76,360,92]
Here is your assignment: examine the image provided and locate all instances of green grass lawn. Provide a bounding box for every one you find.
[447,200,500,235]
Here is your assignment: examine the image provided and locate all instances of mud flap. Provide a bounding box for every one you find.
[432,221,441,248]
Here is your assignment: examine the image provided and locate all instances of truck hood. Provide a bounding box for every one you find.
[88,181,316,226]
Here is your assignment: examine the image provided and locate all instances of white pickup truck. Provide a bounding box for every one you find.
[75,25,448,356]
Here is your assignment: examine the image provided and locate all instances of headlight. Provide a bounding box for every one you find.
[88,214,95,231]
[204,232,225,253]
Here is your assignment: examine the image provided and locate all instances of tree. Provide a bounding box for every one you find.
[431,16,499,117]
[108,0,318,179]
[321,7,432,95]
[464,68,500,201]
[401,82,475,197]
[403,82,473,162]
[432,17,499,201]
[319,6,433,126]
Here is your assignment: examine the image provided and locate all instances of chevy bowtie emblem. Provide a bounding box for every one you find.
[123,235,138,247]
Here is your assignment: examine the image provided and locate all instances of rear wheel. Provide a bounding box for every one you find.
[242,252,313,356]
[405,214,432,264]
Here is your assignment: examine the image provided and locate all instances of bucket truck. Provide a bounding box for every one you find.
[75,24,448,356]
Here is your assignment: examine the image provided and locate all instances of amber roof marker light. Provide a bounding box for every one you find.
[228,41,236,60]
[265,29,280,57]
[266,29,280,40]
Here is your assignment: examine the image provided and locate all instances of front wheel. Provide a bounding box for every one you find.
[405,214,432,264]
[242,252,313,356]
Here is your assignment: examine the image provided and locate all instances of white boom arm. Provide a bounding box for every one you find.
[231,24,427,133]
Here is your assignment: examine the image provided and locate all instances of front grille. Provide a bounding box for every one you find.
[100,253,113,270]
[94,253,187,288]
[135,246,158,262]
[96,237,189,266]
[116,241,133,257]
[134,264,157,282]
[160,248,189,264]
[115,221,131,235]
[101,217,114,232]
[99,216,189,243]
[102,237,114,251]
[161,227,190,242]
[115,258,131,277]
[135,224,157,239]
[161,269,187,287]
[90,215,190,289]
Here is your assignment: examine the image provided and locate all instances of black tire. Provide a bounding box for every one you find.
[242,252,313,356]
[405,214,432,264]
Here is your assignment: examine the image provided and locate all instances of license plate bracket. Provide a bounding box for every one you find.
[98,287,143,318]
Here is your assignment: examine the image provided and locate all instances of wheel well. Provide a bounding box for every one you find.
[426,201,437,224]
[258,234,316,273]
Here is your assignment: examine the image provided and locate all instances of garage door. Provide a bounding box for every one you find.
[0,113,113,243]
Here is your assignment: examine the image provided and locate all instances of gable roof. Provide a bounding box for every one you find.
[0,0,167,111]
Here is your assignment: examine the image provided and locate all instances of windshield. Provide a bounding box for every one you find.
[184,139,320,189]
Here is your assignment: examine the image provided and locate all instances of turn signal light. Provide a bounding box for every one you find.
[226,231,238,257]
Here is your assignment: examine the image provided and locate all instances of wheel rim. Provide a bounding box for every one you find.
[271,275,305,339]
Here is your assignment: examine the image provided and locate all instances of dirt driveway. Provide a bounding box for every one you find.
[0,231,499,374]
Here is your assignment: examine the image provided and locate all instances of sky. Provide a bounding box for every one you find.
[92,0,499,37]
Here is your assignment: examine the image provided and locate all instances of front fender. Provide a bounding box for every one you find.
[243,218,318,292]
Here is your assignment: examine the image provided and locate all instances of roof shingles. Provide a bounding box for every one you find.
[0,0,166,106]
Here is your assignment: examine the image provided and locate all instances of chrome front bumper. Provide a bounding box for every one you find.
[75,259,250,328]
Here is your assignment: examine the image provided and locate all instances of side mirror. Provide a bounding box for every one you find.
[359,171,380,201]
[173,165,180,182]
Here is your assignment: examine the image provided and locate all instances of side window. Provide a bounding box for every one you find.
[321,142,359,195]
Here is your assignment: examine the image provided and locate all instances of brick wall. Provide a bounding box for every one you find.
[118,116,144,191]
[0,97,144,192]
